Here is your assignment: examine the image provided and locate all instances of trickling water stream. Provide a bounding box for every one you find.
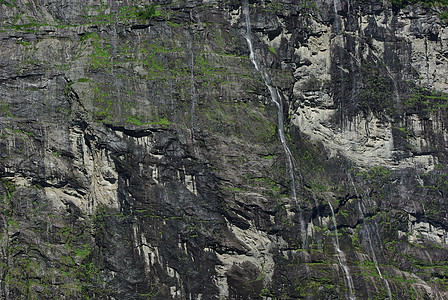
[187,13,200,158]
[328,202,356,299]
[242,0,296,202]
[243,0,308,248]
[348,175,392,299]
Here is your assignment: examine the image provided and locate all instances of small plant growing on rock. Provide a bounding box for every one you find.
[137,4,161,20]
[440,11,448,21]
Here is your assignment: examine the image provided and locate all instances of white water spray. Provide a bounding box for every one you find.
[328,202,356,299]
[242,0,296,203]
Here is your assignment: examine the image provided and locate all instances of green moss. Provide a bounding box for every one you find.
[391,0,448,9]
[0,203,106,298]
[91,83,113,121]
[88,34,112,70]
[357,260,382,277]
[16,40,31,46]
[352,229,361,250]
[167,20,181,27]
[242,174,284,197]
[0,100,14,117]
[126,116,145,126]
[197,99,276,142]
[360,64,394,114]
[441,11,448,21]
[0,0,14,7]
[137,4,162,20]
[261,1,284,11]
[405,86,448,112]
[262,154,277,159]
[356,166,391,192]
[80,32,96,42]
[154,117,170,126]
[1,178,16,198]
[259,288,274,297]
[126,116,170,126]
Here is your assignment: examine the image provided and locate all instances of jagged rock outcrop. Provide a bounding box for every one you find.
[1,0,448,299]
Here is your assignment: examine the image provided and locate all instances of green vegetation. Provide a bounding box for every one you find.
[356,166,391,192]
[16,41,31,46]
[242,174,287,197]
[441,11,448,20]
[295,275,339,298]
[137,4,162,20]
[126,116,171,127]
[260,1,284,12]
[360,64,393,114]
[423,164,448,191]
[0,100,14,117]
[356,166,391,180]
[198,99,276,142]
[259,288,274,298]
[126,116,146,126]
[1,178,16,199]
[0,205,125,298]
[92,82,113,121]
[391,0,448,9]
[405,86,448,112]
[86,33,112,70]
[0,0,14,7]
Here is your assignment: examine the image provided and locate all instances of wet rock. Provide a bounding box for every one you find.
[0,0,448,299]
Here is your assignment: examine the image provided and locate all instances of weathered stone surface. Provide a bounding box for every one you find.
[1,0,448,299]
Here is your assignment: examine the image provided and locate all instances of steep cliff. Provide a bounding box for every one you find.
[1,0,448,299]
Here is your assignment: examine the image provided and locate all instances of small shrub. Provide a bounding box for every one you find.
[137,4,161,20]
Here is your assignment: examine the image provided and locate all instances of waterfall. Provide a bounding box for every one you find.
[187,12,199,158]
[332,0,340,32]
[328,202,356,299]
[348,175,392,299]
[188,11,197,129]
[242,0,297,203]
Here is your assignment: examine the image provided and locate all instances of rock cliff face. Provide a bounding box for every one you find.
[1,0,448,299]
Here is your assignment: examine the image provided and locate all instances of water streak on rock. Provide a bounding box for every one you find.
[242,0,296,203]
[328,201,356,300]
[349,175,392,299]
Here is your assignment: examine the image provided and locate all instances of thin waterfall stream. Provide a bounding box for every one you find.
[242,0,296,203]
[188,36,199,158]
[328,202,356,299]
[348,175,393,299]
[242,0,309,247]
[187,12,199,158]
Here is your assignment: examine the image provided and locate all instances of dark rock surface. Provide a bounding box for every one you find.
[1,0,448,299]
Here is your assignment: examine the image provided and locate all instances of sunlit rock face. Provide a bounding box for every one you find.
[0,0,448,299]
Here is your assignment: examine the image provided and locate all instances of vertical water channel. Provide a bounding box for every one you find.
[187,10,199,158]
[328,202,356,299]
[242,0,297,203]
[348,175,392,299]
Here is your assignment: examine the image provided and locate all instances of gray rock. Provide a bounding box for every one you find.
[0,0,448,299]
